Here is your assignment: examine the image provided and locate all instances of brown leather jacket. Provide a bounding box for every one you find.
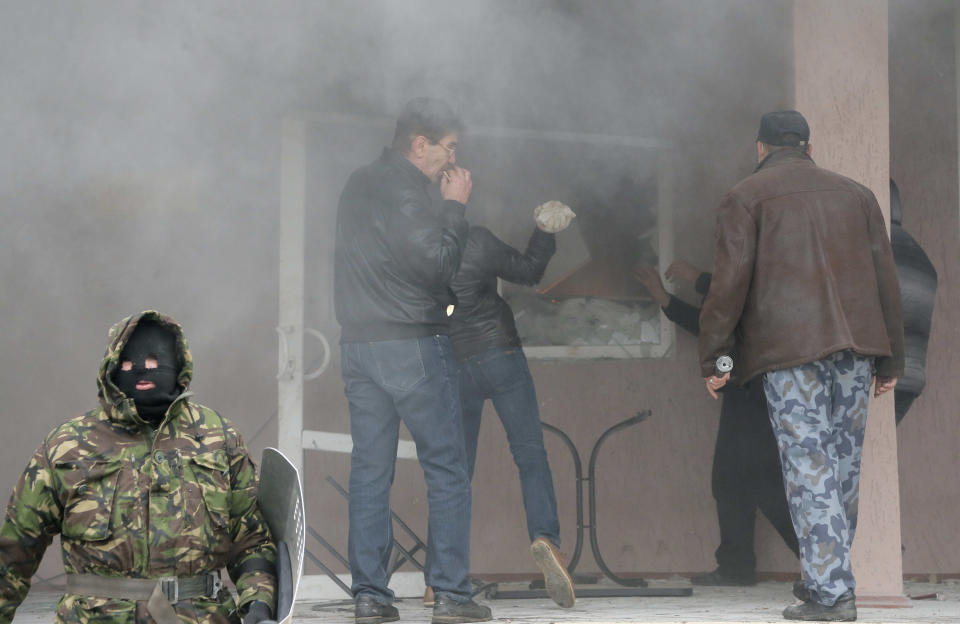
[699,149,904,382]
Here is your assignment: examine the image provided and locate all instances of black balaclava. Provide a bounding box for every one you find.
[113,321,181,426]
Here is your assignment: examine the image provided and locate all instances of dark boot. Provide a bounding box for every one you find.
[530,537,576,608]
[690,567,756,586]
[355,595,399,624]
[431,595,492,624]
[793,579,811,601]
[783,591,857,621]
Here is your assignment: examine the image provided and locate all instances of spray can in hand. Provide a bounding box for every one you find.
[715,355,733,374]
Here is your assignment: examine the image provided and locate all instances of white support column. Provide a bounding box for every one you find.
[278,118,306,474]
[656,148,677,353]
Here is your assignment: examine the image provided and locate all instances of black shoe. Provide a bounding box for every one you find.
[690,568,757,586]
[431,595,492,624]
[793,579,811,602]
[355,595,399,624]
[783,591,857,621]
[530,537,576,608]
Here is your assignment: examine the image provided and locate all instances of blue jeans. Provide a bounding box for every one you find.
[459,345,560,545]
[762,350,872,606]
[341,335,473,604]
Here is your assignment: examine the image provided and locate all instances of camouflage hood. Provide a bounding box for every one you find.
[96,310,194,424]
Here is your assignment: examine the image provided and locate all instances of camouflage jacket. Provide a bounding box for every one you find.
[0,311,276,623]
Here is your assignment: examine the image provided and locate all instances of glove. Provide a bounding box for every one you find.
[244,600,276,624]
[534,200,576,233]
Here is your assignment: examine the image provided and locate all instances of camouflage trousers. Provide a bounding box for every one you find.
[761,350,873,605]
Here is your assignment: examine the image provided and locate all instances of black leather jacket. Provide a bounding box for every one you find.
[699,150,903,381]
[334,148,468,343]
[448,226,555,359]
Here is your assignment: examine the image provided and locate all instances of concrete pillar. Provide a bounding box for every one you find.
[793,0,906,603]
[278,119,307,474]
[957,3,960,243]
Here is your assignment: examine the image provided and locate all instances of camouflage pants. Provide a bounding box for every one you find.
[761,350,873,605]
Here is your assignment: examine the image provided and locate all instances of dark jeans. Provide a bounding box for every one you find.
[712,380,799,575]
[458,345,560,545]
[341,335,473,604]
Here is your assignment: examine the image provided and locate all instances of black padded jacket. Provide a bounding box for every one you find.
[448,226,555,360]
[890,181,937,395]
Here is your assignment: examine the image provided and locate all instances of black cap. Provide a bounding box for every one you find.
[757,110,810,147]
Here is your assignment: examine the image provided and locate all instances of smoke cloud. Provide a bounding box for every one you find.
[0,0,797,580]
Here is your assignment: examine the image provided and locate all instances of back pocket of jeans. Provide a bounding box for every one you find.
[371,339,426,392]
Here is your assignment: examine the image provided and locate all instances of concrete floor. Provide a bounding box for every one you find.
[11,580,960,623]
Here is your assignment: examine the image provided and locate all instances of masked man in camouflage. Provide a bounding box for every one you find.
[0,310,277,623]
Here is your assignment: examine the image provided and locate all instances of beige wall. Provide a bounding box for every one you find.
[794,0,904,598]
[890,0,960,577]
[2,1,959,595]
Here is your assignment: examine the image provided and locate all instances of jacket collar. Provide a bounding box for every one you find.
[381,147,431,188]
[754,147,815,173]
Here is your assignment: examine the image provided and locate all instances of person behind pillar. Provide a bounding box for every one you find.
[889,179,938,425]
[446,201,577,609]
[698,111,904,622]
[634,261,799,587]
[0,310,277,624]
[333,97,492,624]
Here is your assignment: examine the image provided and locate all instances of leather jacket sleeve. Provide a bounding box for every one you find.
[663,272,712,336]
[695,272,712,297]
[867,195,906,377]
[698,192,756,377]
[486,227,556,285]
[663,296,701,337]
[382,192,468,293]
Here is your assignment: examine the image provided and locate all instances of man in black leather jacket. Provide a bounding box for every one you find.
[334,97,491,624]
[447,202,576,609]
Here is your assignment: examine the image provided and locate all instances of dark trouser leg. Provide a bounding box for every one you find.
[464,347,571,608]
[755,457,801,560]
[483,347,560,545]
[762,351,871,606]
[710,381,799,578]
[342,342,402,604]
[748,383,801,559]
[711,385,760,577]
[344,337,474,603]
[458,359,487,480]
[400,336,473,601]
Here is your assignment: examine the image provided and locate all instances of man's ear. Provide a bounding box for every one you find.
[756,141,766,161]
[806,143,813,157]
[410,135,428,158]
